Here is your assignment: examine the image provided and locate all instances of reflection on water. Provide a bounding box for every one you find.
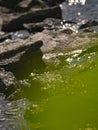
[68,0,86,5]
[0,44,98,130]
[0,94,30,130]
[28,47,98,130]
[61,0,98,22]
[60,0,98,32]
[0,1,98,129]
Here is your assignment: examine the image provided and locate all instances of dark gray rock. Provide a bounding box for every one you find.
[0,39,43,88]
[2,6,61,32]
[0,0,98,90]
[0,33,10,42]
[23,18,61,32]
[0,28,98,65]
[0,40,43,66]
[0,26,98,89]
[0,0,65,9]
[0,0,22,9]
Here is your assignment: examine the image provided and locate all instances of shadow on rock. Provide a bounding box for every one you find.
[6,40,46,80]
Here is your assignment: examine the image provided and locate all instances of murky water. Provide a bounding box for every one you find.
[0,43,98,130]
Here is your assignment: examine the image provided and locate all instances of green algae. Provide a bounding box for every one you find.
[3,40,98,130]
[20,44,98,130]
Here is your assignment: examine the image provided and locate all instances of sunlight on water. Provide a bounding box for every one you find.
[0,94,30,130]
[1,45,98,130]
[23,46,98,130]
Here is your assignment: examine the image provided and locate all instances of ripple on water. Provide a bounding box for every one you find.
[1,45,98,130]
[60,0,98,32]
[0,94,30,130]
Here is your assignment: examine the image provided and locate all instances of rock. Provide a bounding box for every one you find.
[80,21,98,30]
[0,27,98,89]
[23,18,61,32]
[0,30,30,42]
[0,0,98,91]
[0,40,43,67]
[0,79,6,92]
[18,0,48,9]
[11,30,30,40]
[0,39,44,87]
[0,68,16,92]
[0,0,22,9]
[0,0,65,9]
[1,6,61,32]
[0,33,10,42]
[0,28,98,65]
[42,0,65,7]
[27,30,98,55]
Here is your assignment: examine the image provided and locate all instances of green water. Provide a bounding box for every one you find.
[2,45,98,130]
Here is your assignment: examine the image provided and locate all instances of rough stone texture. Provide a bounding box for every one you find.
[28,30,98,54]
[23,18,61,32]
[0,40,43,66]
[0,21,98,89]
[0,29,98,66]
[0,39,43,89]
[0,0,98,91]
[1,6,61,32]
[0,68,16,92]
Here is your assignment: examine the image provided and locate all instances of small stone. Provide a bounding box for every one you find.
[11,30,30,40]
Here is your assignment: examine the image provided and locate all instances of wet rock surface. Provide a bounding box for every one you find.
[0,0,98,90]
[0,68,16,92]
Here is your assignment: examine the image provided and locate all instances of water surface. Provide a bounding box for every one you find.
[1,44,98,130]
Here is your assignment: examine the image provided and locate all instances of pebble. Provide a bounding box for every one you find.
[11,30,30,40]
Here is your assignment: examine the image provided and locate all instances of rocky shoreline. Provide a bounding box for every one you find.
[0,0,98,92]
